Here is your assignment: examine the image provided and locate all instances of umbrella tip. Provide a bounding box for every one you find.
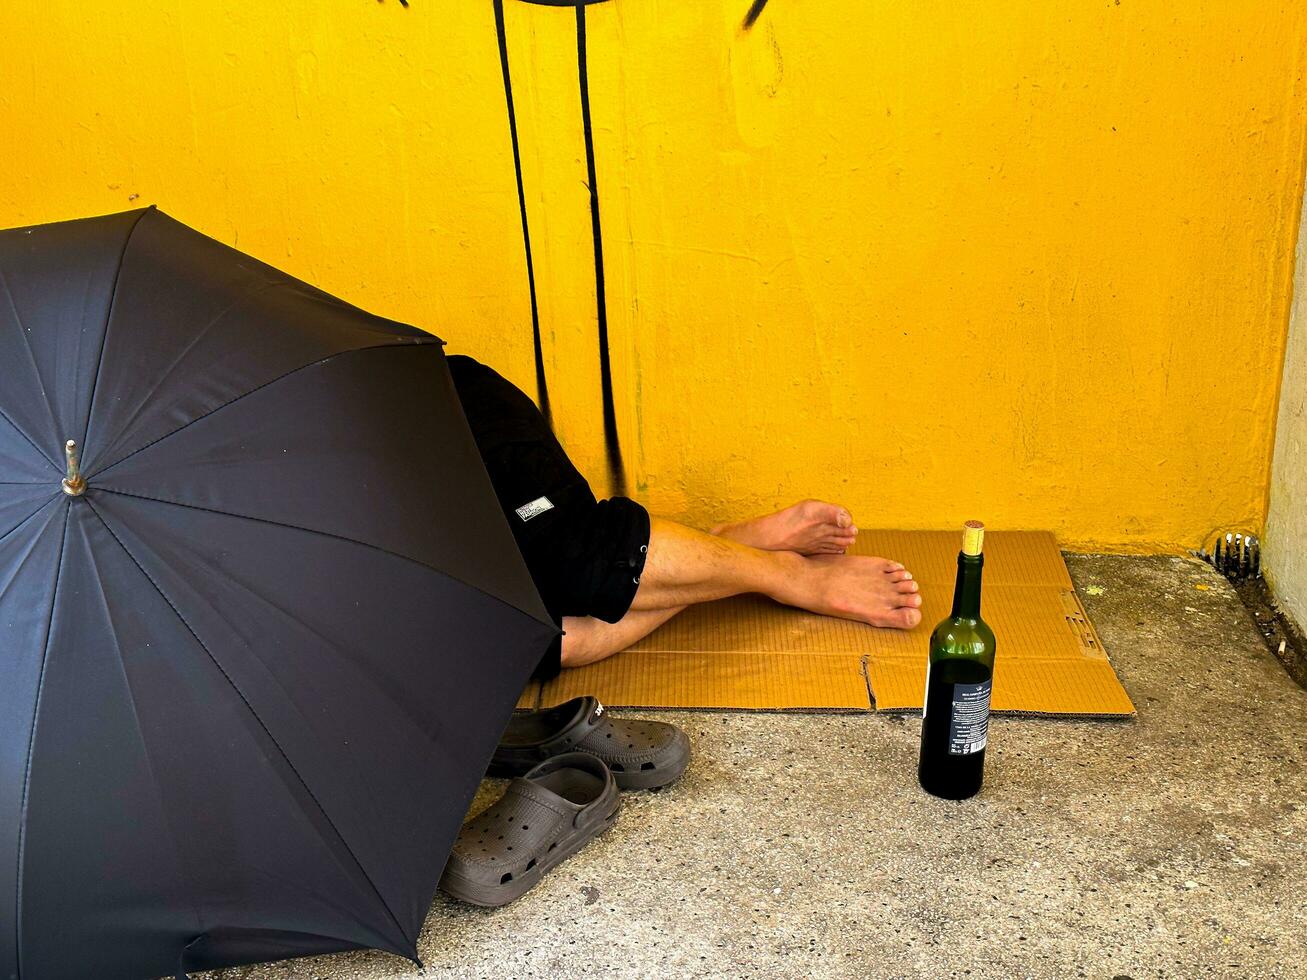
[62,439,86,496]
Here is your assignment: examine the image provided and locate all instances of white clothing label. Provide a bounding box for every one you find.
[515,496,555,522]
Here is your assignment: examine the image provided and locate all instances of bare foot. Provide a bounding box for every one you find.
[714,499,858,555]
[789,554,923,630]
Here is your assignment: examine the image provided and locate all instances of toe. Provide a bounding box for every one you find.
[873,606,922,630]
[801,500,856,531]
[896,579,919,594]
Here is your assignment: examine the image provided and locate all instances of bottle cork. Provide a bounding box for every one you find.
[962,520,985,556]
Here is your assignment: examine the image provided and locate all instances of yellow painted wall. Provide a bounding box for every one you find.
[2,0,1305,551]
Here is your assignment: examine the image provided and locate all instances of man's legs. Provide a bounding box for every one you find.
[561,510,922,668]
[560,605,687,668]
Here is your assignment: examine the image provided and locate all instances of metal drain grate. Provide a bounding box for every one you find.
[1199,531,1261,582]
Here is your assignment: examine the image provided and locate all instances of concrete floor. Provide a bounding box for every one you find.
[209,555,1307,980]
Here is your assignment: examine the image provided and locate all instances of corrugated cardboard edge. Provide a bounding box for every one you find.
[522,647,1135,719]
[538,651,875,711]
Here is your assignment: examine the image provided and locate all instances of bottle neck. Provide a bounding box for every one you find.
[951,552,984,619]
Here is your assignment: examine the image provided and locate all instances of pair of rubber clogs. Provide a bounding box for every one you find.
[440,696,691,906]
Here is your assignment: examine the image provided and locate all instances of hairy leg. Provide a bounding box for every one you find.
[714,499,859,555]
[560,605,687,668]
[557,521,804,672]
[626,517,802,610]
[557,516,922,670]
[631,518,920,622]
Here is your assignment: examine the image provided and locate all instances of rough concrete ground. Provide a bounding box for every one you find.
[208,555,1307,980]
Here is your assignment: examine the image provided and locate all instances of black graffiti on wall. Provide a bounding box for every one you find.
[492,0,626,495]
[491,0,552,430]
[741,0,771,30]
[474,0,775,494]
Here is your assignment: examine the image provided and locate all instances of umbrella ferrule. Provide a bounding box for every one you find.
[62,439,86,496]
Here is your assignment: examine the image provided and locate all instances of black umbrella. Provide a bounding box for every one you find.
[0,208,558,980]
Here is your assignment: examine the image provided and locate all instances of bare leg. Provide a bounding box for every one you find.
[557,517,922,668]
[561,606,686,668]
[714,499,859,555]
[630,518,920,620]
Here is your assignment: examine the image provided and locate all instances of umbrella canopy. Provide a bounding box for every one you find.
[0,208,558,980]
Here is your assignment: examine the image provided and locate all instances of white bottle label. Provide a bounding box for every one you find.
[947,680,992,755]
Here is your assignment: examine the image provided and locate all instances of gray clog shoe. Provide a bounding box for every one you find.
[440,752,620,907]
[489,696,691,790]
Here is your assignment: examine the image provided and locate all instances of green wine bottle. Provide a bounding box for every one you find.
[917,520,997,800]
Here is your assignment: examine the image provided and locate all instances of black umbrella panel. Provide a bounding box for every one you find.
[0,209,558,979]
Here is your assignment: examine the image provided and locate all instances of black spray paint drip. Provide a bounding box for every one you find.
[742,0,771,30]
[575,0,627,497]
[491,0,626,495]
[492,0,552,427]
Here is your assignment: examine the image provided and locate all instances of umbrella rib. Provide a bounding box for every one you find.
[91,279,280,464]
[13,501,70,980]
[79,207,150,456]
[0,499,62,597]
[82,497,416,954]
[0,270,63,470]
[0,403,60,475]
[0,493,59,551]
[87,339,439,480]
[93,485,558,633]
[76,508,208,946]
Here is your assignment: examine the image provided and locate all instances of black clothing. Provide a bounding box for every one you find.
[447,355,650,679]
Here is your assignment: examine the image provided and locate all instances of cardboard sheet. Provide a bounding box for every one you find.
[519,530,1135,716]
